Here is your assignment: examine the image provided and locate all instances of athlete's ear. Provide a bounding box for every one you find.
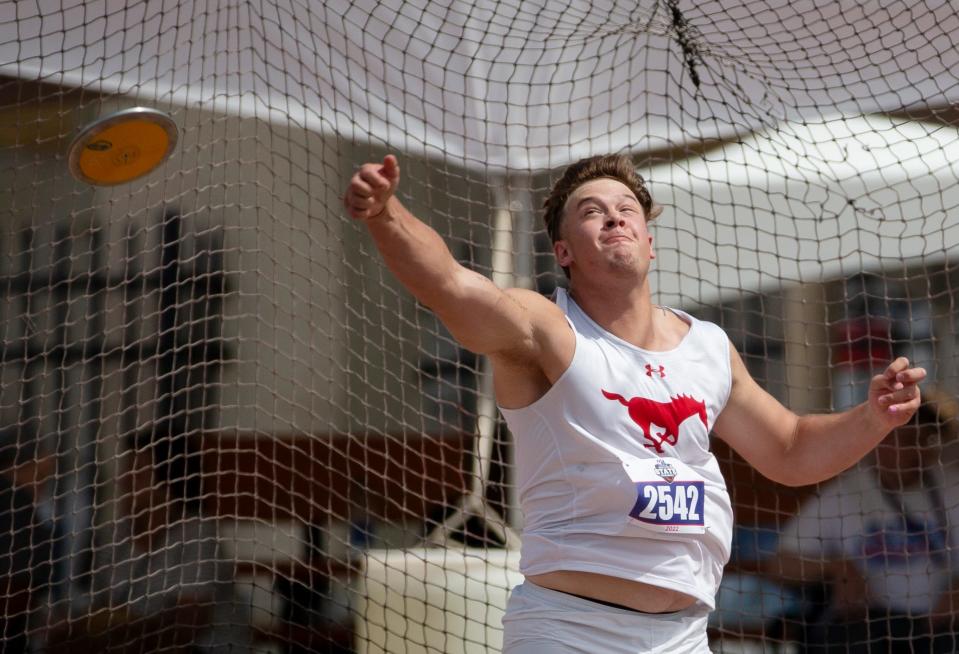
[554,239,573,268]
[649,234,655,260]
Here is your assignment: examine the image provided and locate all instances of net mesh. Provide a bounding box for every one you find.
[1,1,959,652]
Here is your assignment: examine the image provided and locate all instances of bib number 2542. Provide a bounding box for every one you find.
[629,481,705,534]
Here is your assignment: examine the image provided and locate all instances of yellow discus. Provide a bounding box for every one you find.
[67,107,178,186]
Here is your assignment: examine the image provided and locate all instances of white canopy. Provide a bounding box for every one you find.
[649,114,959,306]
[3,0,959,172]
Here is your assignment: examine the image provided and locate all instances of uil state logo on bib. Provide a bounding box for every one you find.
[654,459,677,482]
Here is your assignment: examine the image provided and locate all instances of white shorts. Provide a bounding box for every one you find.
[502,581,711,654]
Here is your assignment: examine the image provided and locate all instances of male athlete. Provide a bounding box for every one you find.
[344,153,925,653]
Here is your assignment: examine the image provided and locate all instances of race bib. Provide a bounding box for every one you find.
[622,457,707,535]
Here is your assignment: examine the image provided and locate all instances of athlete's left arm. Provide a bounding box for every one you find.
[712,342,925,487]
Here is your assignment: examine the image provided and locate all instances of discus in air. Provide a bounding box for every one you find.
[67,107,178,186]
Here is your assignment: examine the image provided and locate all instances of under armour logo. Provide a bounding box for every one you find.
[645,364,666,378]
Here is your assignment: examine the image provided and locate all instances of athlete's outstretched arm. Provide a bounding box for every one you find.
[713,347,925,487]
[344,155,557,359]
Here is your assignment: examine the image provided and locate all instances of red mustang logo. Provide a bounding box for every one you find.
[602,390,707,453]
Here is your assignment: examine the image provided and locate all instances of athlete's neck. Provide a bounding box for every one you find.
[568,278,684,351]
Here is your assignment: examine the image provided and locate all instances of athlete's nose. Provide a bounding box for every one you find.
[605,215,625,229]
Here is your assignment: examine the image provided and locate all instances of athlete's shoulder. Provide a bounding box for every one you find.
[503,287,568,323]
[494,287,574,385]
[663,307,729,346]
[673,309,721,332]
[502,286,554,304]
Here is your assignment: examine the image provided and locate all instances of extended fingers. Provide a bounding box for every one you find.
[892,396,921,413]
[883,356,911,380]
[873,359,926,415]
[880,358,925,392]
[878,377,924,415]
[894,366,926,385]
[880,385,922,414]
[882,366,927,393]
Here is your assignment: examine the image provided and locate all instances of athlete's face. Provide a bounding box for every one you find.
[553,178,654,279]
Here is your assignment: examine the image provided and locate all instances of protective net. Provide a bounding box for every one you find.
[1,1,959,652]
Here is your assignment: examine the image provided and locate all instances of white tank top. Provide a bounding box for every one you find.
[499,288,734,608]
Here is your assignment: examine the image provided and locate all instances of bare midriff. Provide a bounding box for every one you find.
[526,570,697,613]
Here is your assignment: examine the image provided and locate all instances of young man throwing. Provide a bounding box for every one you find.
[344,153,925,653]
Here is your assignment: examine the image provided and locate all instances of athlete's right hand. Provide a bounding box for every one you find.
[344,154,400,221]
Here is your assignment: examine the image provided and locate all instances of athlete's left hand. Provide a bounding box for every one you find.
[868,357,926,428]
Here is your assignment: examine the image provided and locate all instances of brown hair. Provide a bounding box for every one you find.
[542,154,661,245]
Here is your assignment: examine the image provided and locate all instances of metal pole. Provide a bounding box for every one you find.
[426,180,521,549]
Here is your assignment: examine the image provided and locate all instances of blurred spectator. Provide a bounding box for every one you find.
[830,275,894,412]
[46,433,253,654]
[830,274,936,413]
[770,388,959,653]
[0,430,55,654]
